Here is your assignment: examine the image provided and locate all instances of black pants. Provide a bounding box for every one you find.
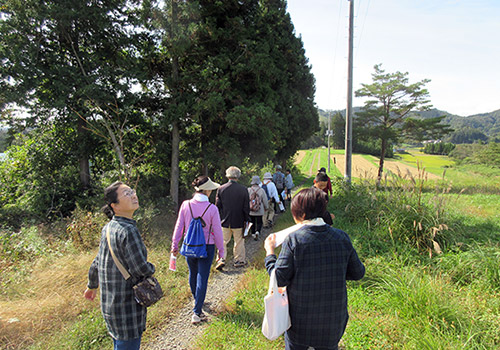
[249,215,263,234]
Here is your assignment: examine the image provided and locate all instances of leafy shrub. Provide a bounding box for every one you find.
[0,226,48,263]
[66,206,108,250]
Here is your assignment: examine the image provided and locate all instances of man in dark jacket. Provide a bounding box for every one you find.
[215,166,250,269]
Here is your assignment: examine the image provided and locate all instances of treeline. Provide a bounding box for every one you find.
[423,142,455,155]
[449,142,500,167]
[0,0,317,224]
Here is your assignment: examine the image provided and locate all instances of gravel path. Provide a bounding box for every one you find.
[142,220,276,350]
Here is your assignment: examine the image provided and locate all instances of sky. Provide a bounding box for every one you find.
[286,0,500,117]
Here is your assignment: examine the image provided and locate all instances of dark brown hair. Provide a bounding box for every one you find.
[291,187,327,221]
[102,181,123,219]
[192,175,209,192]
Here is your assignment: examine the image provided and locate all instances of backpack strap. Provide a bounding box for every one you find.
[188,202,214,243]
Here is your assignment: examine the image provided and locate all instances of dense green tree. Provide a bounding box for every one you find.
[355,64,435,182]
[332,112,345,149]
[0,0,150,188]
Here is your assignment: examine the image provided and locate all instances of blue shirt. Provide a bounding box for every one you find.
[265,224,365,348]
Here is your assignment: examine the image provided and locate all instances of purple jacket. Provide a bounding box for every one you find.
[172,194,224,258]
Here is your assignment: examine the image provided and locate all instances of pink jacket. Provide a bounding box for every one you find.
[171,195,224,258]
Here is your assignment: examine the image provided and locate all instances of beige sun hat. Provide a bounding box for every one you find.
[195,177,220,191]
[251,175,261,185]
[263,172,272,179]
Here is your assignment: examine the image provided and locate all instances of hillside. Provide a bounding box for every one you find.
[318,108,500,139]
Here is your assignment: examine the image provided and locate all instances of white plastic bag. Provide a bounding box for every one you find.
[262,269,291,340]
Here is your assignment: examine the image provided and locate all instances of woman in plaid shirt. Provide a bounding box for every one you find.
[84,181,155,350]
[264,188,365,350]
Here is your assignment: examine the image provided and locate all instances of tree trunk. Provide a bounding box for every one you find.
[169,0,180,212]
[170,121,180,211]
[77,117,91,189]
[377,138,387,186]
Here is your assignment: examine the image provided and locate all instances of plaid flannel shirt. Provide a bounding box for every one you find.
[87,216,155,340]
[265,224,365,348]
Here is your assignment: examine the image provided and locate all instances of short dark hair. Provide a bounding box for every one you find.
[315,172,329,183]
[102,181,123,219]
[291,188,327,221]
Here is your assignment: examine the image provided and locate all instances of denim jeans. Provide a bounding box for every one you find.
[186,244,215,315]
[113,336,141,350]
[284,332,336,350]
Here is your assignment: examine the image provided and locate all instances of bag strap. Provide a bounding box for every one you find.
[269,268,279,295]
[106,224,131,280]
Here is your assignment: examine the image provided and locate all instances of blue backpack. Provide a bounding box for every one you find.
[261,183,270,200]
[180,202,211,258]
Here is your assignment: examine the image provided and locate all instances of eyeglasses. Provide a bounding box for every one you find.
[120,189,136,198]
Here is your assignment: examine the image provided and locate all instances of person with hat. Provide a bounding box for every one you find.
[171,175,225,324]
[215,166,250,269]
[262,172,281,228]
[272,164,286,211]
[318,167,333,197]
[247,175,269,241]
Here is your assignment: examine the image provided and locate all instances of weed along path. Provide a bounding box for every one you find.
[143,225,275,350]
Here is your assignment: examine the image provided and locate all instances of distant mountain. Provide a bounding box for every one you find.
[318,108,500,139]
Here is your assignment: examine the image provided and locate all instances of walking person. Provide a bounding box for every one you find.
[262,172,281,229]
[247,175,269,241]
[318,167,333,197]
[215,166,250,269]
[264,187,365,350]
[284,169,294,202]
[313,172,335,225]
[84,181,156,350]
[273,165,286,211]
[171,176,224,324]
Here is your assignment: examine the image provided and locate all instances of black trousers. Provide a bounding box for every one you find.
[249,215,263,234]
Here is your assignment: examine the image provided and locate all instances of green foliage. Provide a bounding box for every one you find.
[355,64,438,180]
[449,142,500,168]
[0,129,85,222]
[423,142,456,155]
[0,226,48,263]
[437,247,500,290]
[445,126,488,144]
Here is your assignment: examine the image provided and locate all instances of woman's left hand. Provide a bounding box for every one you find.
[264,234,276,256]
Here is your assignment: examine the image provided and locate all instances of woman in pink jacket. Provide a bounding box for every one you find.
[171,175,225,324]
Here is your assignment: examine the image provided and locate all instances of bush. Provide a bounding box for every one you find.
[0,226,48,263]
[66,206,108,250]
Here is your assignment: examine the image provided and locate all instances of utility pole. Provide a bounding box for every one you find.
[344,0,354,183]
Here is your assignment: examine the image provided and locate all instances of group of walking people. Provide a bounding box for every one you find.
[84,164,364,350]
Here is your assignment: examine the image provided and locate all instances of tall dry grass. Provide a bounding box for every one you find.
[0,253,97,349]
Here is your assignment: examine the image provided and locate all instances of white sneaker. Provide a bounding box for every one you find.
[191,313,207,324]
[254,231,260,241]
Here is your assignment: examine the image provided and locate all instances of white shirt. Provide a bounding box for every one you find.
[262,179,280,202]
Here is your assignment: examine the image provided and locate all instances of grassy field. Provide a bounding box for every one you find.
[1,148,499,349]
[194,148,500,349]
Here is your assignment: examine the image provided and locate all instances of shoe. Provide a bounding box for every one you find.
[253,231,260,241]
[234,261,247,268]
[215,259,225,271]
[191,313,207,324]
